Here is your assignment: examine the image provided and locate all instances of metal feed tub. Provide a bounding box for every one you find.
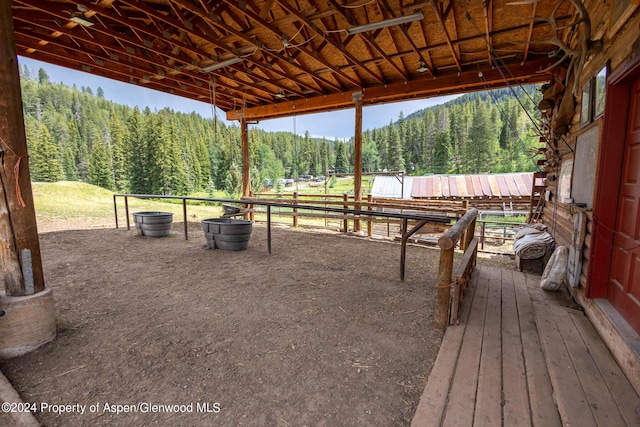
[132,211,173,237]
[202,218,253,251]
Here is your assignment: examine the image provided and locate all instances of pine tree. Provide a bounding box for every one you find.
[30,124,64,182]
[433,130,452,174]
[88,142,114,189]
[127,107,149,193]
[387,123,405,172]
[109,112,130,192]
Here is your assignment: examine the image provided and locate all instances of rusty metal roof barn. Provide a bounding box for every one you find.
[411,173,534,199]
[11,0,570,121]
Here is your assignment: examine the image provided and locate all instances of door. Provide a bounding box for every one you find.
[608,78,640,334]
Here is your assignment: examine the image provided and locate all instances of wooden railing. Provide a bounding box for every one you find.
[435,208,479,330]
[247,192,468,238]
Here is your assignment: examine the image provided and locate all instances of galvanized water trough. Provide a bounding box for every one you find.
[132,211,173,237]
[202,218,253,251]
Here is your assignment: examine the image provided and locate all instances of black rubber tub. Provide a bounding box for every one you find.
[132,212,173,237]
[201,218,253,251]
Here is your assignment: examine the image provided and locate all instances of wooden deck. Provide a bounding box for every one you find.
[412,266,639,427]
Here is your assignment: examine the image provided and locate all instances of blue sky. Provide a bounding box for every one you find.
[19,57,460,140]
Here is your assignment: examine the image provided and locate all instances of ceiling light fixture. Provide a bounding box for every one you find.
[345,12,424,35]
[416,59,429,73]
[70,15,94,26]
[70,3,93,27]
[200,57,243,73]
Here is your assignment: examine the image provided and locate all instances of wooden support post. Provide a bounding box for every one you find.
[435,247,454,331]
[0,2,44,295]
[435,208,478,330]
[249,190,255,221]
[343,193,349,232]
[353,91,363,233]
[267,205,272,255]
[182,198,188,240]
[293,192,298,227]
[367,194,373,237]
[241,117,250,198]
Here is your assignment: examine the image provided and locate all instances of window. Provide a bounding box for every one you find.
[581,66,608,126]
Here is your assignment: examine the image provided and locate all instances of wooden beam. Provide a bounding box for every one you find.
[0,0,44,295]
[353,91,363,233]
[433,0,462,73]
[241,118,250,198]
[227,57,552,120]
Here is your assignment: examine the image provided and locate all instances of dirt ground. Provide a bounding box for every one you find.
[1,219,517,427]
[0,219,482,427]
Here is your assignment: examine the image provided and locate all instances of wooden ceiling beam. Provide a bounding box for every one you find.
[227,57,553,121]
[433,0,462,73]
[326,0,408,81]
[219,0,356,90]
[484,0,493,66]
[12,17,274,106]
[523,2,538,63]
[169,0,334,96]
[275,0,386,86]
[15,36,236,110]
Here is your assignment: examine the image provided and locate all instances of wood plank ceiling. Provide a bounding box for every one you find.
[11,0,573,121]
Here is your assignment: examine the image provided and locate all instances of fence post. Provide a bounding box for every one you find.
[113,195,119,229]
[125,196,130,230]
[367,194,373,237]
[182,198,188,240]
[293,192,298,227]
[342,193,348,233]
[249,190,255,221]
[435,247,454,331]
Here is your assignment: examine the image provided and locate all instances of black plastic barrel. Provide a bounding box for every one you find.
[201,218,253,251]
[132,212,173,237]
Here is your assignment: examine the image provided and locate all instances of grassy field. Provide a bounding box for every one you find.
[31,181,224,229]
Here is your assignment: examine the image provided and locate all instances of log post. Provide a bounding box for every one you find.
[0,2,44,295]
[241,117,250,198]
[367,194,373,237]
[435,208,478,330]
[293,192,298,227]
[343,193,349,232]
[435,247,454,331]
[353,91,363,233]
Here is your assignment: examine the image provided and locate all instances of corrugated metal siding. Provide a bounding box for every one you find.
[370,176,414,199]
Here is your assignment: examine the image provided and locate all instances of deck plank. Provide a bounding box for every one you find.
[516,273,561,427]
[411,269,480,427]
[501,269,532,427]
[569,310,640,426]
[441,266,491,427]
[546,298,626,426]
[473,267,503,427]
[526,278,598,427]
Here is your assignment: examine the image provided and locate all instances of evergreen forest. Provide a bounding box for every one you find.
[19,65,544,197]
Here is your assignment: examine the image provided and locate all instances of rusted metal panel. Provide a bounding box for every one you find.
[480,175,493,196]
[449,176,458,197]
[488,175,502,196]
[433,177,442,197]
[464,176,475,196]
[496,175,510,197]
[442,175,450,197]
[515,173,531,196]
[505,174,521,197]
[472,175,483,196]
[456,176,468,197]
